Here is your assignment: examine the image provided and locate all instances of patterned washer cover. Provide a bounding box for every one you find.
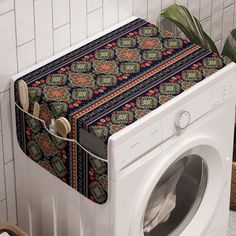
[14,18,230,204]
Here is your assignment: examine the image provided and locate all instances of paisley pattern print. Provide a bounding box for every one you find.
[15,18,230,205]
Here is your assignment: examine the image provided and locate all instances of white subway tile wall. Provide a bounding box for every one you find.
[87,8,103,37]
[34,0,54,63]
[53,23,71,54]
[0,0,235,224]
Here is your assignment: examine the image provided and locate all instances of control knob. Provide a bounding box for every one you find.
[175,110,191,134]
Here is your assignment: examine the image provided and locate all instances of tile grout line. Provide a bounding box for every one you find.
[223,2,236,10]
[54,21,70,31]
[87,6,103,14]
[32,0,37,65]
[209,0,213,38]
[102,0,104,31]
[0,94,8,220]
[223,1,235,9]
[132,0,134,16]
[0,9,14,17]
[13,0,19,74]
[17,38,35,48]
[117,0,120,23]
[69,0,72,47]
[86,0,89,38]
[232,1,236,30]
[51,0,55,55]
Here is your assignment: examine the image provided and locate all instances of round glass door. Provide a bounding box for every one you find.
[143,155,208,236]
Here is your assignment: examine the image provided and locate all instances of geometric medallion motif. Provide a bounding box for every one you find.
[50,102,68,118]
[71,61,92,72]
[109,124,126,135]
[51,156,67,178]
[120,62,140,73]
[89,181,107,204]
[117,38,136,48]
[95,49,114,60]
[72,88,93,100]
[134,109,150,119]
[26,116,41,133]
[111,111,134,124]
[142,50,162,60]
[28,87,42,103]
[46,74,68,86]
[93,60,119,74]
[44,86,70,101]
[159,83,181,95]
[158,95,174,104]
[98,175,108,192]
[138,37,163,49]
[89,126,108,140]
[203,58,223,69]
[39,104,54,126]
[97,75,117,87]
[181,81,196,90]
[116,48,141,61]
[202,68,218,77]
[139,26,158,36]
[182,70,202,81]
[164,38,183,49]
[136,96,158,109]
[27,140,42,161]
[89,158,107,175]
[35,132,58,157]
[69,73,95,87]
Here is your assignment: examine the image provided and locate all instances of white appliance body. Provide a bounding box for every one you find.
[11,17,236,236]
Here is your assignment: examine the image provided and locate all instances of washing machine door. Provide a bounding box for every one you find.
[143,154,207,236]
[130,136,228,236]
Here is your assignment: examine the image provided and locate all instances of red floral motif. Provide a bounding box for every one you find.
[44,86,70,101]
[69,73,95,87]
[138,37,162,49]
[116,48,141,61]
[93,60,119,74]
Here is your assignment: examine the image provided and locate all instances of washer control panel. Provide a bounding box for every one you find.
[174,110,191,129]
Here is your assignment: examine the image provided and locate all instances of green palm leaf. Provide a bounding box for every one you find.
[161,4,219,54]
[222,29,236,62]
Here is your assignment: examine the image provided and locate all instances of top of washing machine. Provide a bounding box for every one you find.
[12,17,231,149]
[11,16,236,204]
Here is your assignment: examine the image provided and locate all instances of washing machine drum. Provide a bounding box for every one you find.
[143,155,208,236]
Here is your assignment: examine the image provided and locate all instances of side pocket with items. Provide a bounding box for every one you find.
[14,103,109,204]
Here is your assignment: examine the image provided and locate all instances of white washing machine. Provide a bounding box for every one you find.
[107,62,236,236]
[11,18,236,236]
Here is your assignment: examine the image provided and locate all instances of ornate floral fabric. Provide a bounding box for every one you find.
[15,18,230,204]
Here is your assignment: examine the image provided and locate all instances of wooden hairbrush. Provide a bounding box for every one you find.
[18,80,29,112]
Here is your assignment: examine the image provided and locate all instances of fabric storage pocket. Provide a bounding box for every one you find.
[14,103,108,205]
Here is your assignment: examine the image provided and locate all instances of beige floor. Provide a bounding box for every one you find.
[228,211,236,236]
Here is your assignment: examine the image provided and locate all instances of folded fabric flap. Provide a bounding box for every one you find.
[79,128,107,159]
[143,164,184,233]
